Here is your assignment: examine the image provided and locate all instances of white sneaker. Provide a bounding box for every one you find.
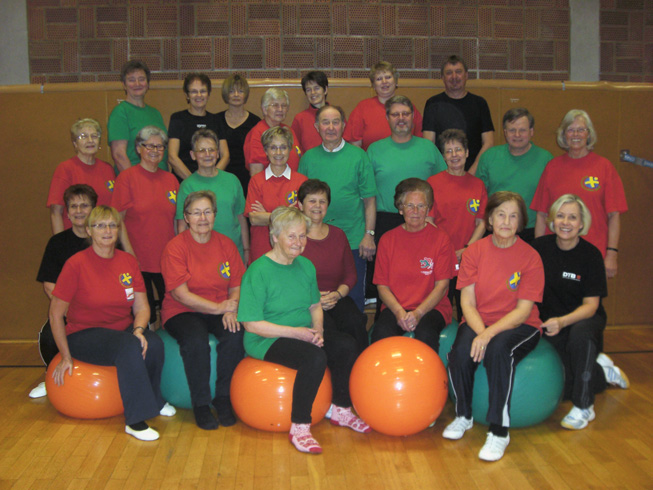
[29,381,47,399]
[478,433,510,461]
[561,405,595,430]
[159,402,176,417]
[125,425,160,441]
[442,416,473,440]
[597,353,630,389]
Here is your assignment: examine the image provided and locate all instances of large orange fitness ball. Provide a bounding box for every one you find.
[350,337,448,436]
[46,353,123,419]
[230,357,332,432]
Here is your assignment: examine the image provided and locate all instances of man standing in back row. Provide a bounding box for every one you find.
[476,108,553,243]
[422,55,494,175]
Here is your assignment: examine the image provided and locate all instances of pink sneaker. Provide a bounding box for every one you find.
[330,406,371,433]
[289,423,322,454]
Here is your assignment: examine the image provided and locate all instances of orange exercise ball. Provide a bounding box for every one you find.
[350,337,448,436]
[230,357,332,432]
[46,353,124,419]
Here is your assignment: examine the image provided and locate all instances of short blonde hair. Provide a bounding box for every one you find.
[86,205,122,230]
[369,61,398,84]
[556,109,597,151]
[547,194,591,236]
[262,126,293,149]
[269,206,310,239]
[70,118,102,143]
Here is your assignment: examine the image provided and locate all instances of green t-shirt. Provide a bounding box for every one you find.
[176,171,246,260]
[476,143,553,228]
[107,101,168,173]
[238,255,321,359]
[367,136,446,213]
[298,143,377,248]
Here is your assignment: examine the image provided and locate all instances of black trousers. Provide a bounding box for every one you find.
[142,271,165,324]
[371,308,446,354]
[66,326,165,425]
[164,312,245,407]
[544,314,607,408]
[448,322,540,428]
[324,296,369,355]
[264,338,327,424]
[38,320,59,367]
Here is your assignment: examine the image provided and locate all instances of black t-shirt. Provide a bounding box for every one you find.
[531,235,607,322]
[36,229,90,284]
[167,110,224,175]
[215,111,261,196]
[422,91,494,170]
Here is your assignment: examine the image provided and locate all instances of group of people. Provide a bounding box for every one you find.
[34,56,630,459]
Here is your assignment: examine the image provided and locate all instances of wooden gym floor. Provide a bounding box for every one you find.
[1,327,652,490]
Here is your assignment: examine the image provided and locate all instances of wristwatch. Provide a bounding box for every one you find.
[365,229,375,236]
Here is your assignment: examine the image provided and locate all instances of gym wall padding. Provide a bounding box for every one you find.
[0,79,651,341]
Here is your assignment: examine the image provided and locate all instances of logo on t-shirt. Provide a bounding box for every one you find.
[467,198,480,215]
[220,262,231,279]
[119,273,133,287]
[583,176,600,190]
[507,272,521,290]
[168,190,177,204]
[294,145,302,158]
[420,257,434,275]
[106,180,115,192]
[287,190,298,204]
[562,271,581,282]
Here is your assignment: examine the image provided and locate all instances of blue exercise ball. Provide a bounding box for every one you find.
[470,338,564,428]
[157,329,218,409]
[438,320,458,368]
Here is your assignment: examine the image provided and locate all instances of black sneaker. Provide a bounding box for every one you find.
[213,397,237,427]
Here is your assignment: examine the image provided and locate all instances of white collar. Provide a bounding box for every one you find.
[265,164,292,180]
[321,138,346,153]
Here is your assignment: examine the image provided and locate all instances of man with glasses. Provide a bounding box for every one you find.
[366,96,446,305]
[476,108,553,242]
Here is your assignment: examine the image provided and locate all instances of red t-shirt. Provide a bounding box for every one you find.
[245,169,308,263]
[243,120,302,172]
[343,97,423,150]
[160,230,245,325]
[53,248,145,335]
[111,165,179,272]
[374,224,455,324]
[457,236,544,331]
[530,152,628,257]
[427,171,487,258]
[291,106,323,152]
[46,156,116,230]
[301,225,357,292]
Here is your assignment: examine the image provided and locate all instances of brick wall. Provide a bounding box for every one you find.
[27,0,651,84]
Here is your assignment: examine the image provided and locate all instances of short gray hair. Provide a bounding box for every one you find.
[135,125,168,152]
[269,206,310,239]
[261,88,290,111]
[556,109,597,151]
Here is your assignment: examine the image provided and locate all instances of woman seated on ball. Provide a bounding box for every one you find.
[49,205,175,442]
[298,179,369,354]
[532,194,629,431]
[371,178,455,354]
[445,191,544,462]
[238,206,370,455]
[161,190,246,430]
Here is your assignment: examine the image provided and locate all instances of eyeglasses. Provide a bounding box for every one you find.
[186,210,215,218]
[566,127,588,135]
[91,222,118,230]
[402,203,428,212]
[77,133,100,141]
[270,103,289,110]
[267,145,288,152]
[389,111,412,118]
[444,147,465,155]
[195,148,218,155]
[141,143,166,151]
